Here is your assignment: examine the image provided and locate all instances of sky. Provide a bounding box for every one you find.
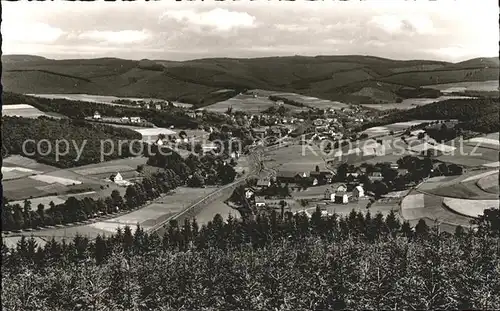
[2,0,499,62]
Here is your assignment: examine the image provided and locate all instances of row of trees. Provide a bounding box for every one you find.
[2,208,499,310]
[2,171,184,232]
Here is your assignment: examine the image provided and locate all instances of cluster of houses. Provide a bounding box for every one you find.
[324,183,365,204]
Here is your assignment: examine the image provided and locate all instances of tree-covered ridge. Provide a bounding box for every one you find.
[2,116,143,168]
[146,145,238,187]
[2,92,199,129]
[365,97,500,133]
[2,208,500,310]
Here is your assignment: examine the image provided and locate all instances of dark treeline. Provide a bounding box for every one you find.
[2,116,142,167]
[363,97,500,133]
[3,92,199,129]
[2,208,500,310]
[146,145,238,187]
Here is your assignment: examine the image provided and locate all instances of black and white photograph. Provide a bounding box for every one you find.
[1,0,499,310]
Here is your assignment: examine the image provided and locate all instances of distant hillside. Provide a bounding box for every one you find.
[2,55,498,107]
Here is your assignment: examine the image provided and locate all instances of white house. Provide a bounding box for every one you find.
[121,116,130,122]
[130,117,141,123]
[352,185,365,199]
[155,138,164,146]
[110,172,123,182]
[93,111,101,119]
[245,189,255,199]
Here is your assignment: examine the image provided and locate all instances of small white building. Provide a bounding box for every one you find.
[352,185,365,199]
[155,138,164,146]
[110,172,123,182]
[130,117,141,123]
[121,116,130,122]
[93,111,101,119]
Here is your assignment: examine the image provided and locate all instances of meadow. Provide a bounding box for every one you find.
[1,104,60,118]
[423,80,499,93]
[204,93,305,113]
[361,95,476,111]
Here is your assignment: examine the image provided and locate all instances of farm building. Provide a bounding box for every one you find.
[276,170,308,184]
[352,185,365,199]
[130,117,141,123]
[324,183,348,203]
[334,191,348,204]
[309,171,334,184]
[93,111,101,119]
[155,138,164,146]
[121,116,130,122]
[110,172,123,182]
[110,172,133,187]
[256,178,272,189]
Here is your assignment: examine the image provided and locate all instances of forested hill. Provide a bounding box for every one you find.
[365,97,500,133]
[2,208,500,310]
[2,54,498,107]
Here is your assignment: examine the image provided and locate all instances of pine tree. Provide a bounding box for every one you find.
[385,210,401,238]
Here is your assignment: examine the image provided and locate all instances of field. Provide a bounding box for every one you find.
[361,95,475,111]
[2,155,147,201]
[401,191,474,228]
[362,120,444,137]
[477,172,500,194]
[423,80,499,93]
[2,104,59,118]
[437,135,499,167]
[204,93,306,113]
[266,92,349,110]
[401,168,499,224]
[465,132,500,150]
[266,143,326,173]
[442,198,499,218]
[26,93,193,108]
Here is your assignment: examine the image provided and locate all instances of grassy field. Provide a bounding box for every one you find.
[2,155,146,201]
[2,104,60,118]
[443,197,499,218]
[204,93,306,113]
[477,172,500,194]
[401,191,473,228]
[361,95,476,111]
[423,80,499,93]
[266,143,326,173]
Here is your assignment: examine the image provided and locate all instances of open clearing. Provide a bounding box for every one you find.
[133,127,176,138]
[73,165,137,176]
[27,93,192,108]
[1,166,41,180]
[2,104,57,118]
[417,169,498,200]
[361,96,475,111]
[477,172,500,194]
[267,143,326,173]
[423,80,499,93]
[443,197,499,218]
[465,132,500,150]
[29,175,83,186]
[401,191,473,227]
[205,93,306,113]
[362,120,444,137]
